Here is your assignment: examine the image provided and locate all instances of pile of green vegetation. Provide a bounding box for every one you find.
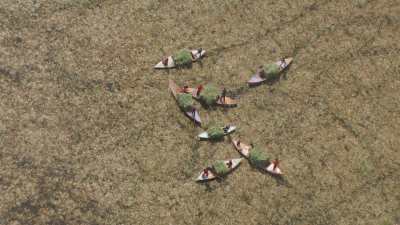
[199,84,220,106]
[207,126,224,139]
[177,93,193,111]
[262,63,280,80]
[212,160,228,175]
[173,50,192,66]
[249,146,269,167]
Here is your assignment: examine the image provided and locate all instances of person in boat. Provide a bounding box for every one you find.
[162,57,169,66]
[226,160,233,168]
[221,88,227,104]
[202,168,209,178]
[196,84,203,97]
[272,159,280,170]
[223,125,230,133]
[197,48,203,57]
[257,65,265,78]
[250,143,254,149]
[280,58,286,69]
[236,140,241,147]
[182,85,189,93]
[192,107,196,119]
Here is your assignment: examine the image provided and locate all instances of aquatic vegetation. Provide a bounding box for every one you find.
[199,84,219,106]
[173,50,193,66]
[207,126,224,139]
[249,146,269,167]
[212,160,228,175]
[177,93,194,111]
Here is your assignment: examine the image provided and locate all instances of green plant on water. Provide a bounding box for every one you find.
[177,93,193,111]
[207,126,224,140]
[212,160,228,175]
[263,63,280,80]
[249,146,269,167]
[199,84,220,106]
[360,160,373,177]
[173,50,193,66]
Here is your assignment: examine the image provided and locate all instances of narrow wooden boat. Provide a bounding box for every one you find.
[198,125,236,139]
[196,158,242,181]
[154,49,206,69]
[231,138,283,175]
[248,57,293,85]
[169,80,201,124]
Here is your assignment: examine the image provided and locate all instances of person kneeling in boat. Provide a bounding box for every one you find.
[223,125,230,133]
[226,160,233,169]
[202,167,210,178]
[221,88,227,104]
[182,85,189,93]
[270,159,280,172]
[196,84,204,97]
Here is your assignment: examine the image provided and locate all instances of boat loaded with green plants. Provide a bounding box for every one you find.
[232,138,283,175]
[198,124,236,140]
[169,79,201,124]
[187,83,237,107]
[196,158,242,181]
[154,48,206,69]
[248,57,293,85]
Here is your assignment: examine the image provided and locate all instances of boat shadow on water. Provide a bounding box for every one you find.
[250,163,291,187]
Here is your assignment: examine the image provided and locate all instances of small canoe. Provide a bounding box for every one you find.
[198,125,236,139]
[248,57,293,85]
[185,86,237,107]
[154,49,206,69]
[232,138,283,175]
[196,158,243,182]
[169,80,201,124]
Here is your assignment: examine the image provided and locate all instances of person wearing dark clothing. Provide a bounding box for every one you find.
[227,160,233,168]
[223,125,230,133]
[221,88,227,104]
[162,57,169,66]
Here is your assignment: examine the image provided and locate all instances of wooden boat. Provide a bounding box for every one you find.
[182,86,237,107]
[195,158,242,181]
[248,57,293,85]
[232,138,283,175]
[198,125,236,139]
[169,80,201,124]
[154,49,206,69]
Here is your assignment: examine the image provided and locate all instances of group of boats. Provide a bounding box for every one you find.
[155,48,292,182]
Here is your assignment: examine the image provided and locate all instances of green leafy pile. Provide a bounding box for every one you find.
[177,93,193,111]
[263,63,280,80]
[212,160,228,175]
[207,126,224,139]
[249,146,269,167]
[199,84,219,106]
[173,50,192,66]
